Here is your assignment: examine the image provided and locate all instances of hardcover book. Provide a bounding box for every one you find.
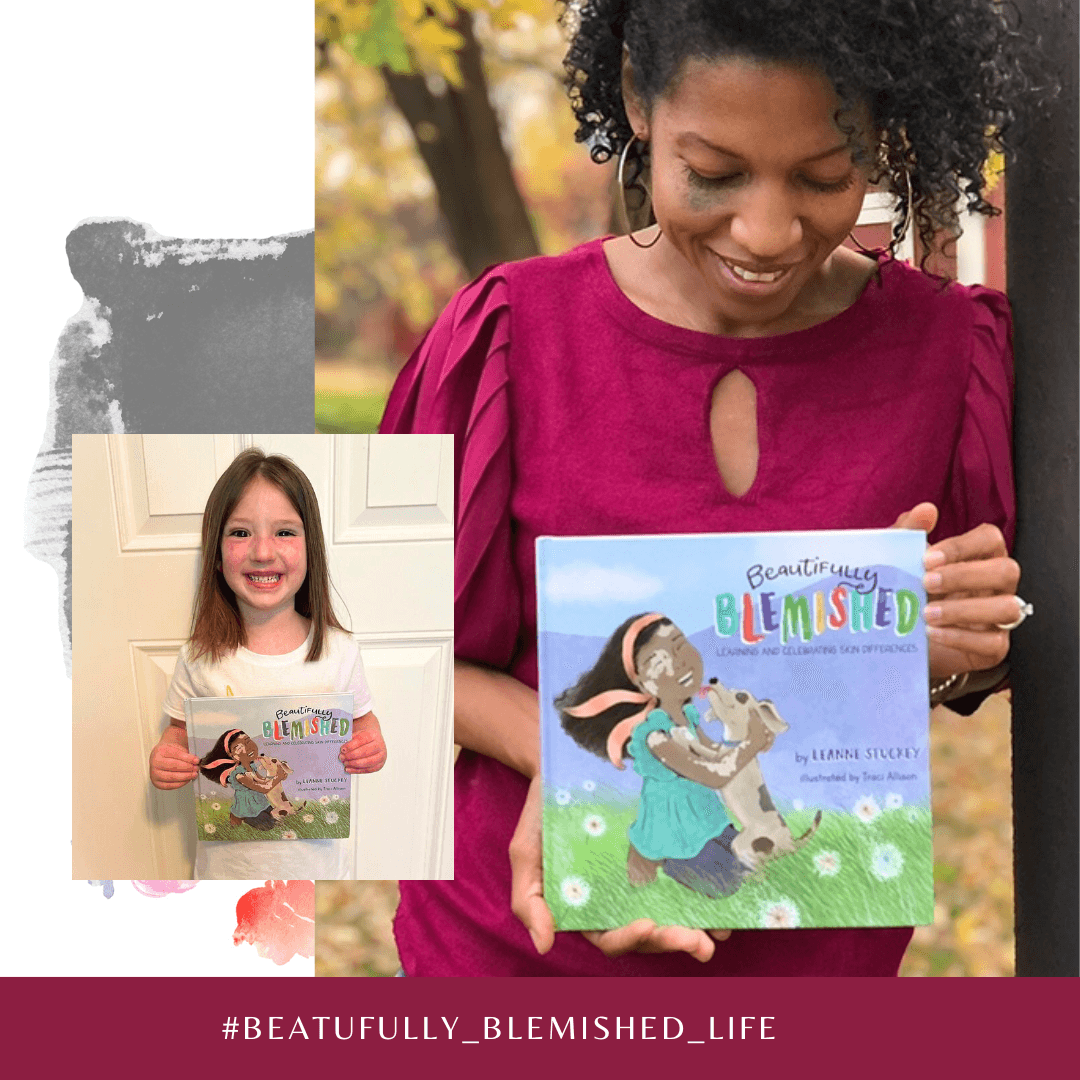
[184,693,354,842]
[537,530,933,931]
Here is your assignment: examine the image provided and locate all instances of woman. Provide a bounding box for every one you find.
[381,0,1040,975]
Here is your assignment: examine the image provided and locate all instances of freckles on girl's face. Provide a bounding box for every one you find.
[643,56,872,332]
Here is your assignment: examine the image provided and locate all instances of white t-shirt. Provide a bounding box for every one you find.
[163,625,373,881]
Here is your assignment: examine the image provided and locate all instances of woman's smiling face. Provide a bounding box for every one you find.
[627,55,872,334]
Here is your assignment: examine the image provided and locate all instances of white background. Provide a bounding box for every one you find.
[1,1,313,974]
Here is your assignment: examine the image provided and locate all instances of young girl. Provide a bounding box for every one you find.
[148,447,387,879]
[557,613,774,899]
[381,0,1042,975]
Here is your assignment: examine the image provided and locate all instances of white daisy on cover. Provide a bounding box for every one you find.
[885,792,903,810]
[281,830,298,840]
[870,843,905,881]
[555,789,572,806]
[325,811,339,825]
[319,795,331,805]
[583,814,606,837]
[853,795,881,823]
[200,793,207,800]
[582,779,596,792]
[560,876,591,907]
[813,850,840,877]
[760,899,800,929]
[302,814,314,823]
[211,802,221,811]
[203,823,216,834]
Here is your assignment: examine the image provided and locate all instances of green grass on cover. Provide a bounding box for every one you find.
[314,391,387,433]
[544,797,933,931]
[195,794,350,841]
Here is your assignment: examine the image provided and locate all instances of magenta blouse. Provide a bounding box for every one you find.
[381,237,1014,977]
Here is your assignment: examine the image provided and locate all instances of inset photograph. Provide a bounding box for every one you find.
[72,433,453,881]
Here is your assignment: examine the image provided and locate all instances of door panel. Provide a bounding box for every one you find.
[110,433,242,550]
[351,634,454,880]
[334,433,453,542]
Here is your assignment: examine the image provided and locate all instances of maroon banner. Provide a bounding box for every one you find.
[6,975,1078,1074]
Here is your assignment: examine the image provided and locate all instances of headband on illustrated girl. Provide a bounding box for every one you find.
[202,728,246,786]
[564,613,665,770]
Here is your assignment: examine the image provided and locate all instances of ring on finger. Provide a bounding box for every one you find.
[996,596,1033,631]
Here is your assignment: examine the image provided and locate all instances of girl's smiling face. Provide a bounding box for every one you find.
[220,476,308,622]
[633,623,704,712]
[626,55,872,335]
[229,734,259,766]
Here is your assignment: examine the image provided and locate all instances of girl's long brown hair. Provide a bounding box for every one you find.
[189,448,346,663]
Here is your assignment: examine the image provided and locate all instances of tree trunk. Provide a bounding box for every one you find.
[382,11,539,276]
[1006,0,1078,977]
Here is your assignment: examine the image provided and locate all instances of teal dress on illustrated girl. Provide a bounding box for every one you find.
[227,764,272,819]
[626,703,734,861]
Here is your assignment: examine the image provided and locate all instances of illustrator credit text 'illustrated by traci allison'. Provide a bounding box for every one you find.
[536,530,932,932]
[185,693,354,842]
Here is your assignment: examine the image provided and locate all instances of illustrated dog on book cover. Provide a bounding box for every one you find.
[256,754,306,821]
[703,679,823,870]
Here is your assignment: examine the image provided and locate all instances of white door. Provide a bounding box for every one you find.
[72,432,453,880]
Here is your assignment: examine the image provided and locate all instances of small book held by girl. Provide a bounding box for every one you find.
[186,693,355,841]
[537,529,934,933]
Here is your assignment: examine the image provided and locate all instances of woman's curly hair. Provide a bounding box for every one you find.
[562,0,1051,260]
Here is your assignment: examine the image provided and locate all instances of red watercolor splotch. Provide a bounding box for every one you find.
[131,880,198,897]
[233,879,314,966]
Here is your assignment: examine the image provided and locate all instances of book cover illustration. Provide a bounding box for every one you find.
[185,693,354,842]
[537,530,933,931]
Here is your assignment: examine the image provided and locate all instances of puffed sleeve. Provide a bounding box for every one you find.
[380,269,520,670]
[935,286,1016,551]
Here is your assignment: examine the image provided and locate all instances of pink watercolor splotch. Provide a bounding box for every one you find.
[233,879,314,966]
[130,880,199,897]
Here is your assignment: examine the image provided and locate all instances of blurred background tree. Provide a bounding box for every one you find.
[315,0,611,432]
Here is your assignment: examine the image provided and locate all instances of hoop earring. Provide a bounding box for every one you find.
[849,168,913,257]
[617,133,662,249]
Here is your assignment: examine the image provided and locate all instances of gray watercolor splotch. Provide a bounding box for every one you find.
[24,219,315,672]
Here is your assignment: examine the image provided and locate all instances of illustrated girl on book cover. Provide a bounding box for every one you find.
[556,613,778,899]
[198,728,278,831]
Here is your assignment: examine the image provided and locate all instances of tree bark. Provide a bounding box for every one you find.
[382,11,539,276]
[1006,0,1078,977]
